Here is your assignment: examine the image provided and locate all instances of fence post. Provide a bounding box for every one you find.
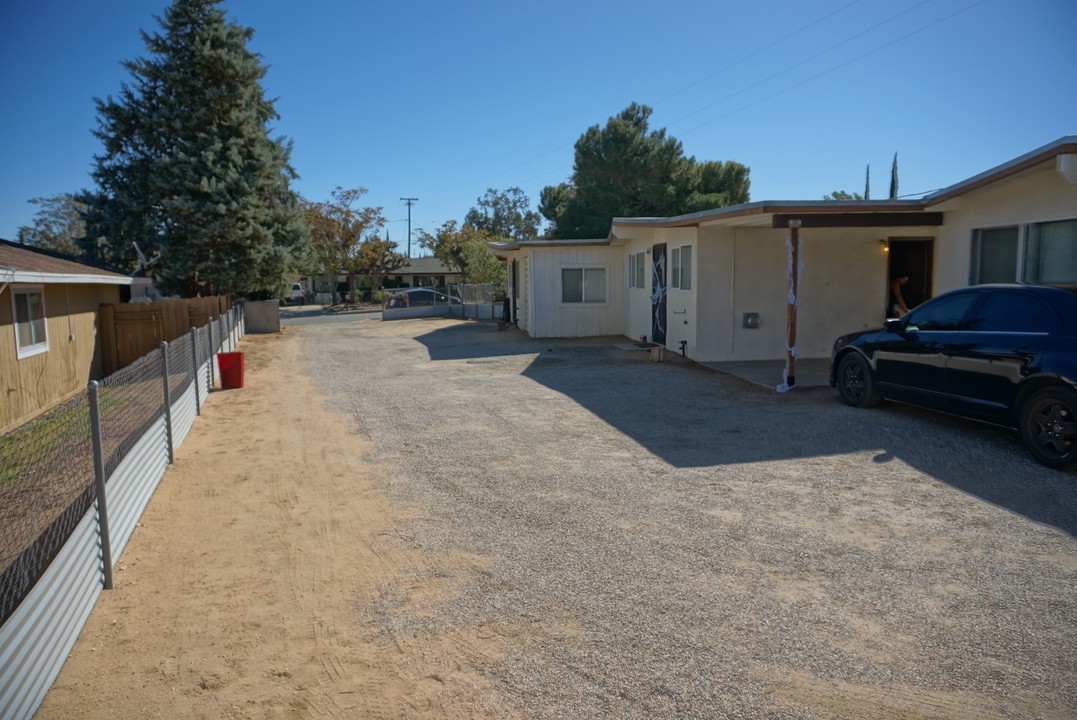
[160,342,174,464]
[190,327,201,416]
[88,381,114,590]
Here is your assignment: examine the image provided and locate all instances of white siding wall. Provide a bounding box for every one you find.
[528,246,623,338]
[933,164,1077,292]
[656,228,697,354]
[621,229,696,350]
[520,255,531,334]
[623,238,654,343]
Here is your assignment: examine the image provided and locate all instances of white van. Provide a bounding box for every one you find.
[284,282,304,305]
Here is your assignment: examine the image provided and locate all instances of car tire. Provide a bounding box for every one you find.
[837,353,881,408]
[1019,387,1077,469]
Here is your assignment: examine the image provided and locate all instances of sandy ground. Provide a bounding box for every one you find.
[33,318,1077,719]
[36,330,504,719]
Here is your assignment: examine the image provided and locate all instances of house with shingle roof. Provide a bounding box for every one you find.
[0,239,132,431]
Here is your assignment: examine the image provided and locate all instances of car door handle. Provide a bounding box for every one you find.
[925,343,944,352]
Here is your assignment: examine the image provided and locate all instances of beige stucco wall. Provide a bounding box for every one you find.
[619,228,696,350]
[1,283,121,433]
[932,162,1077,292]
[694,225,929,362]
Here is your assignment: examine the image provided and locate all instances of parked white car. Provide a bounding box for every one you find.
[283,283,304,305]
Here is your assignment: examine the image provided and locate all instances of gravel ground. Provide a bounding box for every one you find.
[298,316,1077,720]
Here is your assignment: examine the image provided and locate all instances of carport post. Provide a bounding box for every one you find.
[785,220,801,388]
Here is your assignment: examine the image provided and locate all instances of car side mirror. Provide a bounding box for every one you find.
[884,317,905,334]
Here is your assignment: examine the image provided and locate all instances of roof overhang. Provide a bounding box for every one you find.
[7,271,134,285]
[488,238,610,259]
[611,200,929,230]
[925,136,1077,206]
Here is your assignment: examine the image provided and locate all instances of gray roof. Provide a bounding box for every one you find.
[398,256,456,274]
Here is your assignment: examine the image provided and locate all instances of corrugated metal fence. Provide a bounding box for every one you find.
[0,304,246,720]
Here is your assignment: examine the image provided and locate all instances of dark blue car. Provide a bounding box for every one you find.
[830,284,1077,469]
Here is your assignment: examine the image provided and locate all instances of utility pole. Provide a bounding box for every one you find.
[400,197,418,257]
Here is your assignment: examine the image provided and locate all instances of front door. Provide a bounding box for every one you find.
[651,243,667,344]
[888,238,934,313]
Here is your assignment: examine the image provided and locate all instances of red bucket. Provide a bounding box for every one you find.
[217,352,245,389]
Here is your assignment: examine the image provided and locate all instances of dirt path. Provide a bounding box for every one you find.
[35,330,504,719]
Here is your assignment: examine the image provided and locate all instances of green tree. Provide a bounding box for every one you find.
[823,190,865,200]
[81,0,308,297]
[16,194,88,256]
[303,187,385,302]
[353,235,407,294]
[539,103,750,238]
[416,221,505,285]
[889,152,899,199]
[463,187,542,241]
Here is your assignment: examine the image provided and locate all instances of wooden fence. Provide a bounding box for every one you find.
[99,296,230,375]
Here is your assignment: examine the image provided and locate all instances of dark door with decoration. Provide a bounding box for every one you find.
[651,243,667,344]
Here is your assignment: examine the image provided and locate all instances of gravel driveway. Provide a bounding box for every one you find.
[300,316,1077,719]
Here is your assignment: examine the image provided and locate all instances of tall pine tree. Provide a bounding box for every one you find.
[82,0,308,297]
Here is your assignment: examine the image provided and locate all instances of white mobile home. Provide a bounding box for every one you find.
[492,136,1077,379]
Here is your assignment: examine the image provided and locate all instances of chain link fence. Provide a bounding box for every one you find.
[0,304,240,627]
[448,283,505,320]
[0,395,95,625]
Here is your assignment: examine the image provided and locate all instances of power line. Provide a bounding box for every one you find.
[666,0,933,128]
[652,0,865,106]
[678,0,991,136]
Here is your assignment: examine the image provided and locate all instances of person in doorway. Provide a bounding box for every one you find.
[889,273,911,317]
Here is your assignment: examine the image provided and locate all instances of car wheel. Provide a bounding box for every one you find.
[1019,387,1077,469]
[837,353,881,408]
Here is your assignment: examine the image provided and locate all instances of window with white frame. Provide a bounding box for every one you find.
[628,251,646,288]
[562,267,607,304]
[670,244,692,290]
[971,219,1076,284]
[12,286,48,359]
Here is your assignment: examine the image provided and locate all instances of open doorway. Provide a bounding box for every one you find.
[888,237,934,312]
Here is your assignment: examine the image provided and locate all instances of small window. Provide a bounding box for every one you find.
[967,291,1058,333]
[12,286,48,359]
[628,251,646,289]
[970,227,1019,284]
[671,245,692,290]
[562,267,606,304]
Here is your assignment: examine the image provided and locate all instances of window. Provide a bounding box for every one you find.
[970,219,1077,284]
[562,267,606,304]
[12,286,48,359]
[670,245,692,290]
[904,291,979,332]
[628,251,646,288]
[967,291,1058,333]
[971,227,1019,283]
[1025,219,1077,283]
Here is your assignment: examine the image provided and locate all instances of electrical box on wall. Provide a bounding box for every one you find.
[743,313,759,329]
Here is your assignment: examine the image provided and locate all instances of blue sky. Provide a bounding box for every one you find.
[1,0,1074,255]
